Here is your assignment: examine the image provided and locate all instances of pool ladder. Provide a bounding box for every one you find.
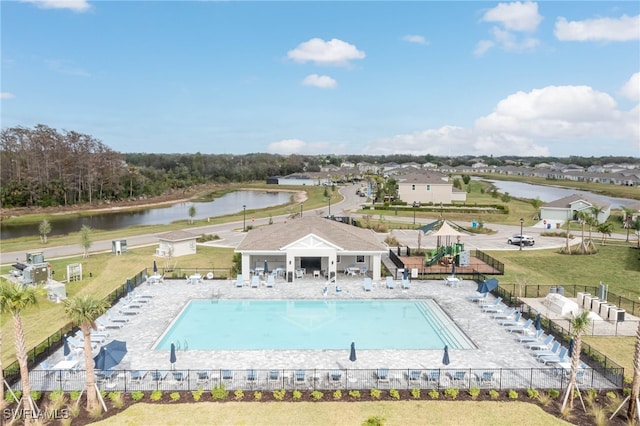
[211,288,221,303]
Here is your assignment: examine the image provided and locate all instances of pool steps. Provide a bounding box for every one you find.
[415,300,475,350]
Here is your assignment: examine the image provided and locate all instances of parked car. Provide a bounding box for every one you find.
[507,235,535,246]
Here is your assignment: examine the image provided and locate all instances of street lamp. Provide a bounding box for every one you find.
[300,203,303,218]
[243,205,246,232]
[413,205,417,225]
[519,217,524,251]
[328,196,331,216]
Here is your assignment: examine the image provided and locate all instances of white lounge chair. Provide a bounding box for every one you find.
[251,275,260,288]
[96,317,124,330]
[505,318,533,333]
[491,308,516,319]
[363,278,373,291]
[235,275,244,288]
[401,278,410,289]
[498,312,522,326]
[531,341,561,358]
[266,275,275,288]
[479,297,502,309]
[385,276,396,289]
[525,335,554,350]
[540,347,569,365]
[515,329,543,342]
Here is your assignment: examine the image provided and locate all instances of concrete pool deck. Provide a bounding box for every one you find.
[44,275,591,373]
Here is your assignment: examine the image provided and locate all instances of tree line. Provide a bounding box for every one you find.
[2,124,638,209]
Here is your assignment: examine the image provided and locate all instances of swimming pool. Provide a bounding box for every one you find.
[155,299,474,351]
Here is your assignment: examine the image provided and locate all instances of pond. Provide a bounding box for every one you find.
[480,179,637,210]
[0,190,293,240]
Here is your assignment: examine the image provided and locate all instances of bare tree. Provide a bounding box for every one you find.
[80,225,93,258]
[38,219,51,244]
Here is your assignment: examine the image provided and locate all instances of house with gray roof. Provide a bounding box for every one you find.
[396,171,466,205]
[235,217,387,282]
[539,194,611,224]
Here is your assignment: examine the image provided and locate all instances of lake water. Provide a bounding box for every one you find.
[0,190,293,240]
[481,179,637,209]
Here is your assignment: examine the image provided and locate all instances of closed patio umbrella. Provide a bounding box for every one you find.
[568,339,574,358]
[403,268,408,281]
[153,260,158,273]
[264,260,268,275]
[63,335,71,357]
[170,342,177,370]
[126,279,132,294]
[534,313,542,331]
[349,342,357,362]
[451,262,456,276]
[442,345,450,365]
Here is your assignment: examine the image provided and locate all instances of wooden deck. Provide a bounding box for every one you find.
[398,255,502,276]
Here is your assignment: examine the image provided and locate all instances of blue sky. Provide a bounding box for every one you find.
[2,1,639,157]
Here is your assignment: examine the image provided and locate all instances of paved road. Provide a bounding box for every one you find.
[0,184,568,265]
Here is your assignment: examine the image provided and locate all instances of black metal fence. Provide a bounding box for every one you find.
[20,366,621,393]
[492,285,626,388]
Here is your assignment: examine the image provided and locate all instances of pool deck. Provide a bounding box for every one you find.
[45,275,581,373]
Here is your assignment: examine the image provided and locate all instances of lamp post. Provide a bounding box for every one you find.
[519,218,524,251]
[328,196,331,216]
[300,203,303,218]
[413,205,417,225]
[243,205,246,232]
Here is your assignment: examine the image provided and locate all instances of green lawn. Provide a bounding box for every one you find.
[90,401,570,426]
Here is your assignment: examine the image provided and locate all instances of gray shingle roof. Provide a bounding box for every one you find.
[236,217,387,252]
[543,193,610,209]
[157,230,197,241]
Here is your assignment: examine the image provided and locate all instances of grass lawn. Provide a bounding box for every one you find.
[584,336,635,381]
[0,245,235,367]
[90,401,569,426]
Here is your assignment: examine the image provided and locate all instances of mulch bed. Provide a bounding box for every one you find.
[5,388,630,425]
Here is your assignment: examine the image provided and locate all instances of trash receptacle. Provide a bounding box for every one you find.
[547,223,551,229]
[287,272,293,282]
[557,287,564,296]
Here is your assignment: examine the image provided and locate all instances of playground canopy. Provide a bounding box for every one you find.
[418,219,471,237]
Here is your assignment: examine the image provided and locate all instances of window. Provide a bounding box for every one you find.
[356,255,365,263]
[411,184,416,191]
[426,185,430,191]
[336,256,341,264]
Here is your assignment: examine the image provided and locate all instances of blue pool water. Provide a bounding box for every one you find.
[156,300,470,351]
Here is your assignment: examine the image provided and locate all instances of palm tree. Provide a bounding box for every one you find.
[63,296,110,412]
[597,222,614,245]
[0,281,42,422]
[561,310,591,411]
[621,206,635,242]
[575,211,590,254]
[559,219,573,254]
[627,319,640,422]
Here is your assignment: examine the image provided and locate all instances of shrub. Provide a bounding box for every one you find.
[5,390,21,403]
[468,387,480,399]
[170,392,180,402]
[526,388,539,399]
[88,404,103,420]
[370,389,382,400]
[212,385,229,400]
[192,388,203,402]
[333,389,342,400]
[48,390,64,402]
[537,392,551,407]
[311,391,323,401]
[444,388,459,400]
[548,388,560,399]
[150,390,162,401]
[624,388,632,396]
[508,389,518,400]
[253,391,262,401]
[606,391,618,400]
[234,389,245,401]
[30,390,42,401]
[428,389,440,399]
[362,416,385,426]
[389,389,400,400]
[411,388,421,399]
[349,390,361,400]
[292,390,302,400]
[488,389,499,399]
[108,391,124,409]
[272,389,286,401]
[131,391,144,402]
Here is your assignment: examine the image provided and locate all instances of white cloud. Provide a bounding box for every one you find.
[477,1,541,56]
[302,74,337,89]
[621,72,640,102]
[481,1,542,32]
[20,0,91,12]
[402,35,429,45]
[0,92,16,99]
[45,59,90,77]
[364,84,638,156]
[474,40,495,56]
[267,139,307,155]
[555,14,640,42]
[287,38,365,67]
